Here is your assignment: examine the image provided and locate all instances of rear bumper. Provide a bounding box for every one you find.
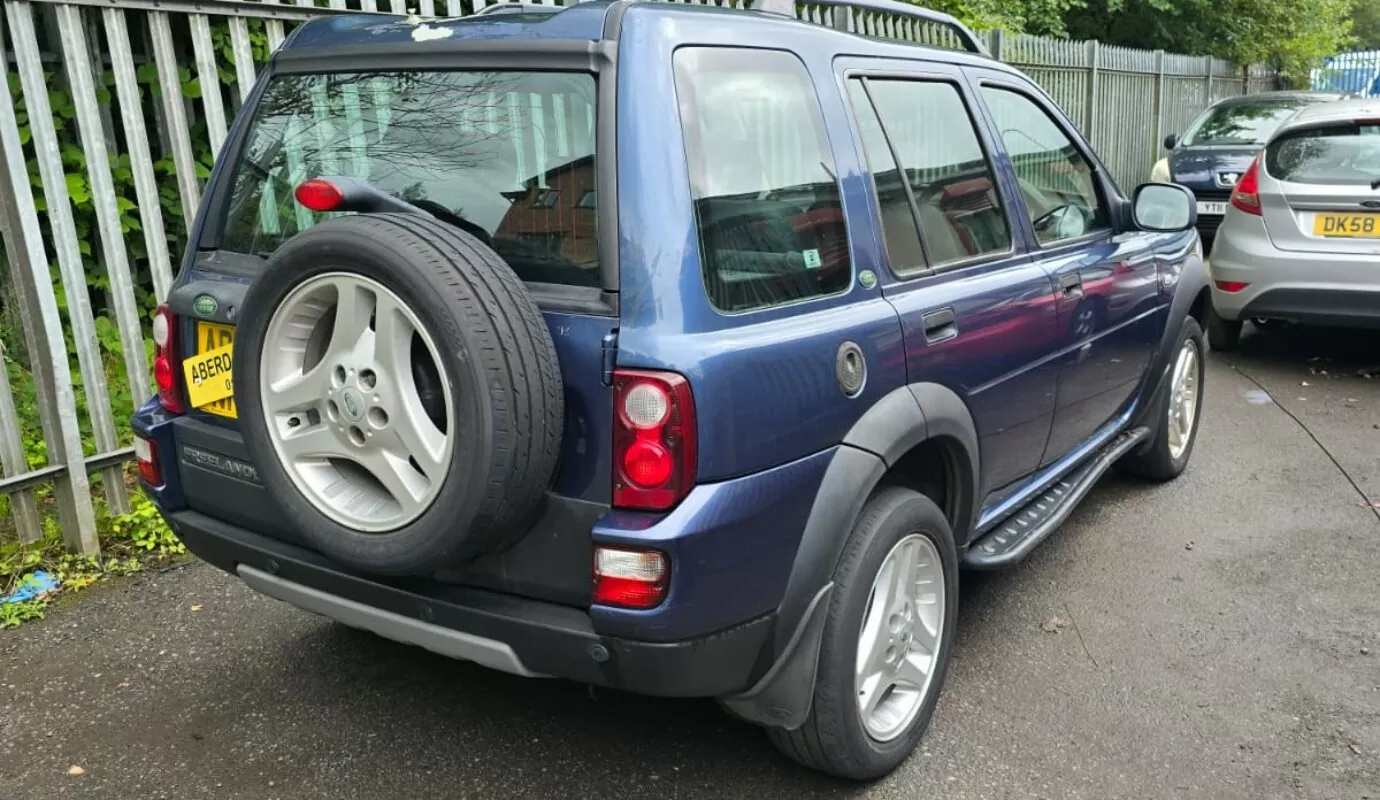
[165,507,773,698]
[1237,288,1380,329]
[1209,212,1380,325]
[133,397,834,644]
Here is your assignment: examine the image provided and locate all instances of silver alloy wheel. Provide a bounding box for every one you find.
[1166,338,1200,461]
[855,533,946,742]
[259,272,454,532]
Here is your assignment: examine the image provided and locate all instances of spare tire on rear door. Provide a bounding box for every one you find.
[232,213,564,575]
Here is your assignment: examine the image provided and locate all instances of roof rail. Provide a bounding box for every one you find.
[473,3,556,16]
[749,0,988,56]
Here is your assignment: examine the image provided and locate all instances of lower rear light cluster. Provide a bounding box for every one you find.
[1214,280,1250,293]
[593,547,668,609]
[1229,156,1262,216]
[134,436,162,487]
[612,369,695,511]
[152,304,184,413]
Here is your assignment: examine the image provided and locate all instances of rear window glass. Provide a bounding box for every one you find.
[1266,123,1380,184]
[673,47,850,313]
[1180,100,1314,147]
[219,71,600,287]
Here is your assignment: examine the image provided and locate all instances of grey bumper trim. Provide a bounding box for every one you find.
[237,565,544,678]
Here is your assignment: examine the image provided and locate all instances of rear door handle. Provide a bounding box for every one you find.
[1059,273,1083,298]
[921,307,958,343]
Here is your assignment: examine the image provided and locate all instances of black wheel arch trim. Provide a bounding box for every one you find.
[723,383,980,727]
[1133,250,1208,432]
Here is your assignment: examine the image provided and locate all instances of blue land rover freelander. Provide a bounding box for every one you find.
[132,0,1211,780]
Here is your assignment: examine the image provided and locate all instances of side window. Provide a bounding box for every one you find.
[847,77,1012,273]
[979,86,1110,245]
[673,48,850,313]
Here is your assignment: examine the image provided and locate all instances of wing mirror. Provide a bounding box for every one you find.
[1133,183,1196,233]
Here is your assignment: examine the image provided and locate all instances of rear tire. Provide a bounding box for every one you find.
[766,487,958,781]
[1119,317,1205,481]
[1206,305,1241,352]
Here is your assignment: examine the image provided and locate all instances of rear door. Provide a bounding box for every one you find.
[967,72,1163,464]
[1261,116,1380,255]
[838,58,1060,495]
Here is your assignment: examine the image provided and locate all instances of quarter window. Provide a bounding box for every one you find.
[848,77,1012,273]
[979,87,1109,245]
[674,48,851,312]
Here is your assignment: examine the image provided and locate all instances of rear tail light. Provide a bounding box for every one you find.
[134,436,162,487]
[613,369,695,511]
[1230,157,1262,216]
[593,547,668,609]
[1214,280,1250,293]
[153,304,184,414]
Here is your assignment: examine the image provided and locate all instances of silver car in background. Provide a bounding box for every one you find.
[1207,98,1380,350]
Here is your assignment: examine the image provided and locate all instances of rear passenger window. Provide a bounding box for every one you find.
[673,48,850,312]
[847,77,1012,273]
[979,87,1109,245]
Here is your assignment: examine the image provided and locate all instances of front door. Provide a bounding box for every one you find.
[969,76,1164,464]
[838,60,1061,496]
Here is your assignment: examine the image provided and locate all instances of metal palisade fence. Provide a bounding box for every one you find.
[0,0,1276,555]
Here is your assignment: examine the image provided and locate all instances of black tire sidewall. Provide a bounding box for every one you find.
[234,218,499,573]
[812,488,960,778]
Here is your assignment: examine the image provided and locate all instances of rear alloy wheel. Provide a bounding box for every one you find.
[234,214,563,574]
[768,488,958,780]
[854,535,946,742]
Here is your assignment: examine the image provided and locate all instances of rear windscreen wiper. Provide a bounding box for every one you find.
[300,176,493,245]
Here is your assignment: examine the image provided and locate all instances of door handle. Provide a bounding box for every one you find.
[921,307,958,343]
[1059,273,1084,299]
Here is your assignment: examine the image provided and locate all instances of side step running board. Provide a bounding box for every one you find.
[963,427,1151,569]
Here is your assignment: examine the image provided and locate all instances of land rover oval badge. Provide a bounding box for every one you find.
[192,294,219,318]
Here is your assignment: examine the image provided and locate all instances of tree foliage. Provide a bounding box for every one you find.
[1353,0,1380,50]
[924,0,1355,83]
[916,0,1088,36]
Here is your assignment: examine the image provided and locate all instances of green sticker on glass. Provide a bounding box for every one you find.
[802,249,822,269]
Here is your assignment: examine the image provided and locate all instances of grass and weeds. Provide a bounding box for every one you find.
[1,475,185,630]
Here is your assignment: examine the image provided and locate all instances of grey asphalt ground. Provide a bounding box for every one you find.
[3,325,1379,800]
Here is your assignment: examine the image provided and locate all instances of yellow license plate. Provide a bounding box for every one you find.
[1313,213,1380,238]
[185,322,237,418]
